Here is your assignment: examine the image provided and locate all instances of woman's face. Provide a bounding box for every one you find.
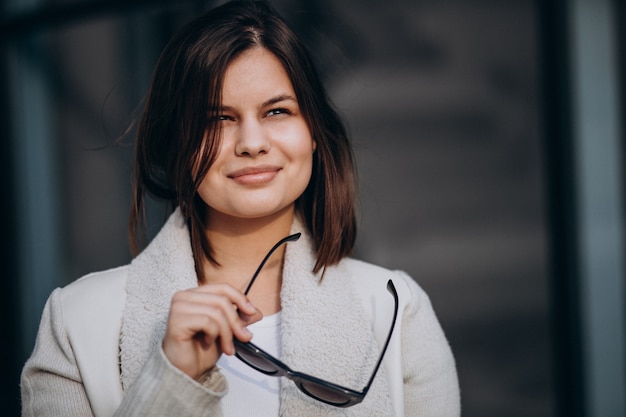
[197,47,315,224]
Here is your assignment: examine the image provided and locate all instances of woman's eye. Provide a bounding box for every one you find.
[267,108,291,117]
[207,114,232,123]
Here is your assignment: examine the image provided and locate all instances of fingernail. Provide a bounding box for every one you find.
[242,327,252,338]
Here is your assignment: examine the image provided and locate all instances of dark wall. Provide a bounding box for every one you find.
[0,39,22,417]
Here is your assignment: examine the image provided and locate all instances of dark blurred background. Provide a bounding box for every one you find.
[1,0,624,416]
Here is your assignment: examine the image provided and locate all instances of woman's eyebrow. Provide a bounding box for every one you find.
[210,94,296,113]
[261,94,296,108]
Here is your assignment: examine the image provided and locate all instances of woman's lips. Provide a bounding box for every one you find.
[227,165,281,185]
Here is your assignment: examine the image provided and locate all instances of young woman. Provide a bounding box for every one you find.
[21,1,460,416]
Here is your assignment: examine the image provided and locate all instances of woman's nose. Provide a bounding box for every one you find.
[234,119,270,157]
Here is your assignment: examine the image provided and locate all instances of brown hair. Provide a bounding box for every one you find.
[130,0,357,280]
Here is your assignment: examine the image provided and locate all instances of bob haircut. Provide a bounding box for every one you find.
[130,0,357,281]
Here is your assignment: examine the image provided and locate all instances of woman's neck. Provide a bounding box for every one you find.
[201,206,295,315]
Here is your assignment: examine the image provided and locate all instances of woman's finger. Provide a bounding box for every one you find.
[170,288,258,342]
[193,282,259,316]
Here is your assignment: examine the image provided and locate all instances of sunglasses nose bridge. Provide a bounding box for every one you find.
[281,367,299,382]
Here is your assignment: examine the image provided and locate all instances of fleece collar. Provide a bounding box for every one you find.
[120,209,393,416]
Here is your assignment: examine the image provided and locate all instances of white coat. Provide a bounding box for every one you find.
[21,210,460,416]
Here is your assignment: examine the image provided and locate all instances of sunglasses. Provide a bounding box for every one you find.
[233,233,399,408]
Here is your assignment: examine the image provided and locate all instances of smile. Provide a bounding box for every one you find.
[227,165,281,185]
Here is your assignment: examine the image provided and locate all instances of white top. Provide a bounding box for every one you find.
[218,312,282,416]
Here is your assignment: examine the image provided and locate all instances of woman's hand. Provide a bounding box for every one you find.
[162,283,262,380]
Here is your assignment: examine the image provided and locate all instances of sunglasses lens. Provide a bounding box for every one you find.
[235,343,280,374]
[299,381,352,406]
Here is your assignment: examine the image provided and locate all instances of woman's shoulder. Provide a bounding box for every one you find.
[62,265,128,295]
[340,257,428,309]
[58,265,129,317]
[54,266,128,369]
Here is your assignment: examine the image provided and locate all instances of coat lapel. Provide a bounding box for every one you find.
[120,209,198,391]
[279,219,394,416]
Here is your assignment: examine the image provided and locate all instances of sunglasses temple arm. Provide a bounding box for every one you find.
[362,279,400,395]
[243,233,302,296]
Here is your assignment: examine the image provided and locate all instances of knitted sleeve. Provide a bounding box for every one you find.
[21,288,228,417]
[21,288,96,416]
[397,272,461,416]
[114,349,227,417]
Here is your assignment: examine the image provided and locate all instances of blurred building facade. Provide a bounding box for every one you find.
[1,0,624,416]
